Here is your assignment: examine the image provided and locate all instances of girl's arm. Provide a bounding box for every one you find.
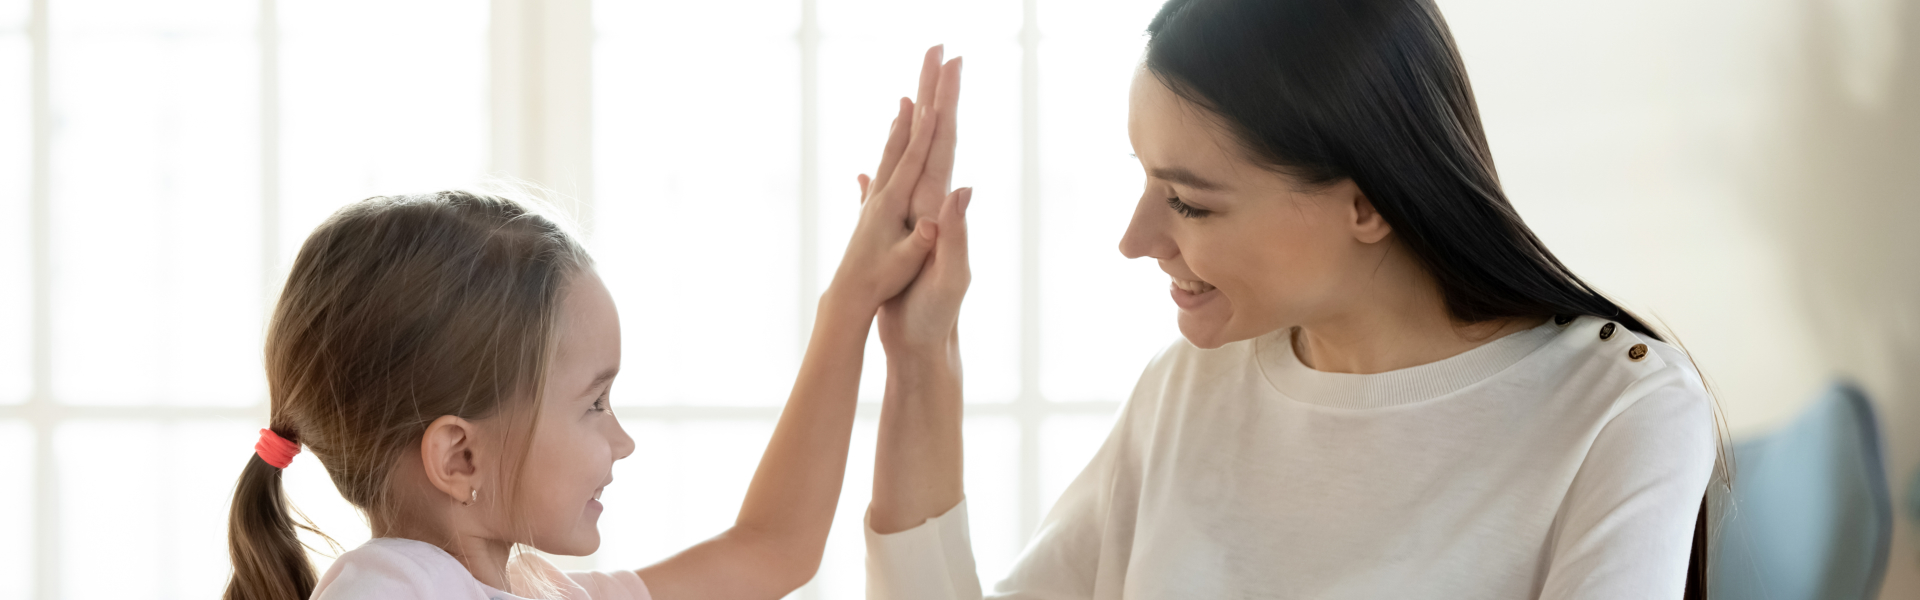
[633,48,965,600]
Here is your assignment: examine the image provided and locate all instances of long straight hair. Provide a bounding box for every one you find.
[1143,0,1723,596]
[224,191,590,600]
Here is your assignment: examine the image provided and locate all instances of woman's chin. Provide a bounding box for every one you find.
[1176,313,1236,350]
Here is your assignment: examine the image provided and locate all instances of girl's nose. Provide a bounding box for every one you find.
[610,418,636,461]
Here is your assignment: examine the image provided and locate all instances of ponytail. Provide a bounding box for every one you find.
[224,429,318,600]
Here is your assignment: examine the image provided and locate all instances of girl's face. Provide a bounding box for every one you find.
[519,269,634,555]
[1120,68,1392,349]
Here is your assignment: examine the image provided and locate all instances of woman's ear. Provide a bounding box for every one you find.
[420,414,482,505]
[1345,182,1392,244]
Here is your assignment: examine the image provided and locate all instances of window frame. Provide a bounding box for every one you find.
[4,0,1122,597]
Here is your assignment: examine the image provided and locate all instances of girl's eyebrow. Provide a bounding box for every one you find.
[583,367,618,395]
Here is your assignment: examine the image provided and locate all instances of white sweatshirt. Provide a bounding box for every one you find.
[867,316,1716,599]
[311,538,651,600]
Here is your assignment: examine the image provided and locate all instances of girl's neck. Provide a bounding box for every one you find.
[446,534,516,591]
[373,519,516,591]
[1291,256,1540,375]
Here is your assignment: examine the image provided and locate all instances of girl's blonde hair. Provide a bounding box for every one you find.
[224,190,591,600]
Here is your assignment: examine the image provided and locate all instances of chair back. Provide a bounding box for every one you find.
[1710,382,1892,599]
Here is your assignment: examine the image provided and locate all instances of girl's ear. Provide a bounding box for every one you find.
[421,415,482,505]
[1345,181,1392,244]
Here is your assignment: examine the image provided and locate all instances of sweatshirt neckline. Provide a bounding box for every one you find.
[1255,318,1560,409]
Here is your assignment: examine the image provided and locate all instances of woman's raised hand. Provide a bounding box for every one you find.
[864,46,969,352]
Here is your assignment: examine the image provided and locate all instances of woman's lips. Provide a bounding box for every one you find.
[1169,278,1220,310]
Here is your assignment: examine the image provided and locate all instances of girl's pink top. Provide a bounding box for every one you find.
[311,538,651,600]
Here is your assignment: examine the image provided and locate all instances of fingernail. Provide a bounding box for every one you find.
[921,222,939,240]
[960,187,973,211]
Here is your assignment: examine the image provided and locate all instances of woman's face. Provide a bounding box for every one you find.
[1120,68,1392,349]
[518,269,635,555]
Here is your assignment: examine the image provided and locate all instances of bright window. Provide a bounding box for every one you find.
[6,0,1167,598]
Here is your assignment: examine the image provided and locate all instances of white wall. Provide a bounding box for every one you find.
[1441,0,1920,595]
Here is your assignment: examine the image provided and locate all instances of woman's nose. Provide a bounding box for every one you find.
[1119,191,1173,260]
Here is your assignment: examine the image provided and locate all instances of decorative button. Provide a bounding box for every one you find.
[1598,322,1617,341]
[1554,315,1575,326]
[1628,343,1648,361]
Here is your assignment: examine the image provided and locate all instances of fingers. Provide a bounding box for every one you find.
[877,102,941,215]
[933,187,972,287]
[867,97,915,196]
[914,45,943,118]
[893,218,939,269]
[913,57,964,220]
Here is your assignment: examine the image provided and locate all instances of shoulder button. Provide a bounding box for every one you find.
[1628,343,1649,361]
[1598,322,1617,341]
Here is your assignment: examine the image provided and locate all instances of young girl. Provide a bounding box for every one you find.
[223,48,968,600]
[865,1,1723,599]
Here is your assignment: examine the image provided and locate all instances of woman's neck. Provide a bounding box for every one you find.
[1291,253,1541,374]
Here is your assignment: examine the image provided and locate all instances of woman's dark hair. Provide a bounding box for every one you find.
[1144,0,1714,596]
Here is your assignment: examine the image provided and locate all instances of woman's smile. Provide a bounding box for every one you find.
[1169,276,1220,310]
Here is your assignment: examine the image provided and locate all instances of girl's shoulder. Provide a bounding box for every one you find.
[313,538,491,600]
[312,539,654,600]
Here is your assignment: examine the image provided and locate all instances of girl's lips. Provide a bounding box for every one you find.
[587,498,603,513]
[1170,282,1222,310]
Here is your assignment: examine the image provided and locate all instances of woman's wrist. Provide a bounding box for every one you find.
[883,331,961,373]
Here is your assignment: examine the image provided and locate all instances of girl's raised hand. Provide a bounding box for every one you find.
[824,91,945,314]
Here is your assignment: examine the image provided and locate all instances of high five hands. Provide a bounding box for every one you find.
[859,45,969,356]
[826,46,965,315]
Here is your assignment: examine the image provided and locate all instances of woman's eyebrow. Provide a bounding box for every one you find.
[1149,166,1228,192]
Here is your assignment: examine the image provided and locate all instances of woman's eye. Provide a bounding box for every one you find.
[1166,196,1211,218]
[591,395,611,413]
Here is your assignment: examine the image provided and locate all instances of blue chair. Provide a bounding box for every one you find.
[1711,382,1892,599]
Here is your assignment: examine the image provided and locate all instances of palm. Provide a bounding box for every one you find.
[862,46,968,352]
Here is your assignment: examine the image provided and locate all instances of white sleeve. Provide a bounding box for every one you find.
[866,410,1134,600]
[865,499,987,600]
[1538,364,1717,599]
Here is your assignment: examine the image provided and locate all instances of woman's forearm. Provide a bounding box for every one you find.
[870,334,966,534]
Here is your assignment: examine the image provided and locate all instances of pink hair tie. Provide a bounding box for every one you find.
[255,428,300,469]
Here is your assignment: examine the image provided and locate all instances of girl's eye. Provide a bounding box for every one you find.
[591,394,612,414]
[1166,196,1211,218]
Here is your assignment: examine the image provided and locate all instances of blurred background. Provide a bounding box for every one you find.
[1,0,1917,598]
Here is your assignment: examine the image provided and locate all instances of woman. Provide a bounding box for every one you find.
[864,0,1722,598]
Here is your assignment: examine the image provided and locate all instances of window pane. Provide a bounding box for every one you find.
[0,0,23,30]
[47,0,263,406]
[593,0,804,406]
[57,420,253,600]
[589,419,779,569]
[283,448,373,576]
[1037,0,1180,403]
[814,1,1025,401]
[0,422,30,598]
[0,33,26,405]
[278,0,488,263]
[809,415,1021,598]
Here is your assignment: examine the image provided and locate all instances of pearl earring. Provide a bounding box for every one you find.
[463,488,477,506]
